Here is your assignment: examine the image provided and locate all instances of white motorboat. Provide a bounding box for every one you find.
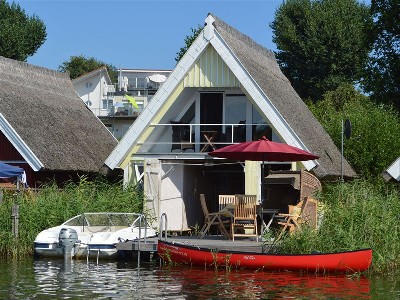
[34,212,157,259]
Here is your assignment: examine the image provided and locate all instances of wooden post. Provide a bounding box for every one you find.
[12,203,19,238]
[0,189,3,205]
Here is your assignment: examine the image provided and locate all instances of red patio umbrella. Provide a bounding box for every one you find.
[208,136,319,203]
[208,136,319,162]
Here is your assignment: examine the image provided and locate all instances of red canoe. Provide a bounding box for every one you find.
[157,240,372,273]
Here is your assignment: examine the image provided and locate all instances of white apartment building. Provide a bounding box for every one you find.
[73,67,172,139]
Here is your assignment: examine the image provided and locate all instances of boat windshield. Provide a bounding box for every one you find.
[63,213,148,228]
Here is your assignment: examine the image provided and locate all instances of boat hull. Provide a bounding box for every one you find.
[157,240,372,272]
[34,242,119,259]
[34,212,157,260]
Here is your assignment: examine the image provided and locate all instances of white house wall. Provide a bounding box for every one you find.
[74,73,110,117]
[104,119,134,140]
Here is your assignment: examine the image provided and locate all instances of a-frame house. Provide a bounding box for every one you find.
[105,14,356,231]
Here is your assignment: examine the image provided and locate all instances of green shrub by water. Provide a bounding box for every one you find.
[0,177,144,259]
[275,179,400,274]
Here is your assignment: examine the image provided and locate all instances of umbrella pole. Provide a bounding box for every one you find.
[261,161,265,204]
[261,162,272,205]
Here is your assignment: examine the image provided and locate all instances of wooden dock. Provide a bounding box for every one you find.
[116,235,269,259]
[117,237,158,252]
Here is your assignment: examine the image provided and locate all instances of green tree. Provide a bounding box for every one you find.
[271,0,372,102]
[362,0,400,111]
[309,84,400,178]
[58,55,117,82]
[0,0,46,61]
[175,25,203,63]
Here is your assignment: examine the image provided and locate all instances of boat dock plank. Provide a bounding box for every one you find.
[116,236,267,254]
[117,236,158,252]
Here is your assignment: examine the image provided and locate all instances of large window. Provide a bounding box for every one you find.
[252,106,272,140]
[225,94,247,142]
[225,94,246,125]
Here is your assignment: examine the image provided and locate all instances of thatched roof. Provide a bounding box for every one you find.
[0,56,117,172]
[211,14,356,179]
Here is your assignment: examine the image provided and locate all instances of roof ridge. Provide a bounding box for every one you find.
[72,65,108,81]
[209,13,276,61]
[0,56,70,80]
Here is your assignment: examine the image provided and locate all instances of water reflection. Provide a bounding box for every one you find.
[32,259,162,299]
[157,266,371,299]
[0,258,378,299]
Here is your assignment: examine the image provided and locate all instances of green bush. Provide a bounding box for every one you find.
[0,177,144,258]
[276,179,400,274]
[309,84,400,179]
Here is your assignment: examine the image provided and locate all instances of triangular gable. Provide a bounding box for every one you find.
[184,45,241,88]
[72,66,112,85]
[0,113,43,171]
[105,14,317,171]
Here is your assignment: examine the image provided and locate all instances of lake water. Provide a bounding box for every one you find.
[0,258,397,299]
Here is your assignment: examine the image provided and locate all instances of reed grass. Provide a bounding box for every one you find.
[0,176,144,259]
[275,179,400,274]
[2,174,398,275]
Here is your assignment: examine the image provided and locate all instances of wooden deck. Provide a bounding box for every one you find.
[117,235,271,255]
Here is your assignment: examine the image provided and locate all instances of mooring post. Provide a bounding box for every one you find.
[11,203,19,238]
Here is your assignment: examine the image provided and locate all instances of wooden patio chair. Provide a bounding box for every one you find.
[218,194,235,211]
[276,197,318,241]
[198,194,231,239]
[231,194,258,241]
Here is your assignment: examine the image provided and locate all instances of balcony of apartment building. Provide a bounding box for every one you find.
[121,72,169,98]
[128,77,162,92]
[108,102,142,118]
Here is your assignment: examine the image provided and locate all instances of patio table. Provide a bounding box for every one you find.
[258,208,278,236]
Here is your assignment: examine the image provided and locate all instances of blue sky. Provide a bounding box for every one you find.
[13,0,282,71]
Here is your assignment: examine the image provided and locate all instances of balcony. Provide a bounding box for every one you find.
[134,123,272,156]
[108,103,143,118]
[104,84,116,95]
[109,108,140,117]
[123,74,169,92]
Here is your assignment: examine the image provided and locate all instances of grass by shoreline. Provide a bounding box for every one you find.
[0,177,398,275]
[276,179,399,275]
[0,177,144,259]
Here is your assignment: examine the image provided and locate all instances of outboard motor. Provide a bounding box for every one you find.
[59,228,78,258]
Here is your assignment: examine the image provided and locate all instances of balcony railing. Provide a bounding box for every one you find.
[104,84,116,95]
[109,106,142,117]
[124,76,166,91]
[88,105,142,118]
[135,123,272,154]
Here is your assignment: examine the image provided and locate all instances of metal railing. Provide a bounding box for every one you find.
[88,105,142,118]
[159,213,168,241]
[136,123,271,152]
